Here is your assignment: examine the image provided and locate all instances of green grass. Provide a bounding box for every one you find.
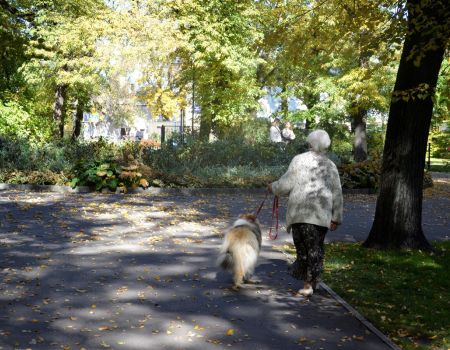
[283,242,450,350]
[427,158,450,173]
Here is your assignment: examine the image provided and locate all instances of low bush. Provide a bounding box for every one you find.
[367,127,385,158]
[144,133,307,174]
[339,158,434,190]
[0,134,436,190]
[70,161,122,191]
[339,158,382,189]
[429,129,449,159]
[0,136,120,173]
[0,169,68,185]
[0,136,133,190]
[69,149,151,192]
[146,165,286,188]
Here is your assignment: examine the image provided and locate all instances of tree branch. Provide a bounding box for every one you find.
[0,0,35,22]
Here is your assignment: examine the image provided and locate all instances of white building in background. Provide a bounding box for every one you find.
[81,86,314,142]
[81,104,199,142]
[257,88,308,125]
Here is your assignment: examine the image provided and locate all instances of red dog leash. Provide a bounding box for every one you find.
[254,191,279,240]
[268,195,279,240]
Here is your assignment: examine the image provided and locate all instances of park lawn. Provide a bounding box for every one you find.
[428,158,450,172]
[283,241,450,350]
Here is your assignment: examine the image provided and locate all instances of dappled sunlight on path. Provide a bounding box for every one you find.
[0,190,428,349]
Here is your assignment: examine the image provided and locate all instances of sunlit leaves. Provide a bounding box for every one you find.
[167,0,262,133]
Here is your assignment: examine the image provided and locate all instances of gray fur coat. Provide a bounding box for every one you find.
[271,151,343,231]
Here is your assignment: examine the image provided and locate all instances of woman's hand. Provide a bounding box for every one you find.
[330,221,338,231]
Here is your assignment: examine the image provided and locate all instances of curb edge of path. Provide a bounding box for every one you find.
[319,282,402,350]
[0,183,376,195]
[1,172,446,195]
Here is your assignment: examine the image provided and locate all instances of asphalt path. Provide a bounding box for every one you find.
[0,178,448,350]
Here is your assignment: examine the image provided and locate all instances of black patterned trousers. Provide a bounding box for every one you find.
[290,223,328,283]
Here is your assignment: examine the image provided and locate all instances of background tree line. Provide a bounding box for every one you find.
[1,0,446,154]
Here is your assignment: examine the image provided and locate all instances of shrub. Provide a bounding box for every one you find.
[70,156,150,192]
[339,158,434,190]
[0,137,121,173]
[194,165,285,188]
[429,128,449,158]
[0,136,152,190]
[0,169,68,185]
[1,123,437,190]
[339,158,381,189]
[63,138,121,167]
[0,136,34,170]
[238,118,274,144]
[367,127,386,158]
[144,134,308,175]
[70,161,121,191]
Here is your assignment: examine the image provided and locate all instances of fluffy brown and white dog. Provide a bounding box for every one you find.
[217,214,262,289]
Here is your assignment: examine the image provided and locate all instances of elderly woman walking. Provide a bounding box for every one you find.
[268,130,343,297]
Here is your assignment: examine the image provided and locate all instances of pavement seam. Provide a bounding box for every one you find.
[319,282,403,350]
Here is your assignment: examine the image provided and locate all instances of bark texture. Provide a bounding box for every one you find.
[364,0,449,250]
[198,113,212,141]
[352,109,368,162]
[53,84,67,139]
[71,99,84,140]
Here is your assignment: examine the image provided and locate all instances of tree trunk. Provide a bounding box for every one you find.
[280,81,289,120]
[305,119,312,131]
[303,91,319,132]
[53,84,67,139]
[352,109,367,162]
[198,113,212,141]
[71,99,84,141]
[363,0,449,250]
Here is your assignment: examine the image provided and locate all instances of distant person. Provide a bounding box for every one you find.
[135,129,144,141]
[269,118,282,143]
[268,129,343,297]
[282,122,296,143]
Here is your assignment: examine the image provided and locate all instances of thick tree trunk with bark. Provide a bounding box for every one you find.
[352,109,367,162]
[364,0,449,250]
[71,99,84,141]
[53,84,67,139]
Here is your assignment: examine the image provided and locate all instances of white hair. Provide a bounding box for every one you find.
[306,129,331,153]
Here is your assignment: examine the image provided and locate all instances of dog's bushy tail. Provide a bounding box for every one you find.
[217,251,233,270]
[217,234,258,276]
[217,235,234,270]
